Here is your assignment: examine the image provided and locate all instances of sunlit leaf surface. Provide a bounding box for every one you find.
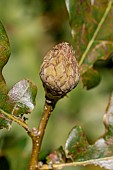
[8,79,37,116]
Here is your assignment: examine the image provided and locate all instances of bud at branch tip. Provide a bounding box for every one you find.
[40,42,80,103]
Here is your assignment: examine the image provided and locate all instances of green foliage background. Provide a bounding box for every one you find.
[0,0,113,170]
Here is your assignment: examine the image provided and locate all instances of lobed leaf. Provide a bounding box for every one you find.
[65,0,113,89]
[64,92,113,169]
[8,79,37,116]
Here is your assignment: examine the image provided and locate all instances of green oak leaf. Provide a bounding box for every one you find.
[8,79,37,116]
[64,92,113,170]
[65,125,89,161]
[65,0,113,89]
[0,21,12,129]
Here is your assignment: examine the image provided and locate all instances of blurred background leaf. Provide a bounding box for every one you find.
[0,0,113,170]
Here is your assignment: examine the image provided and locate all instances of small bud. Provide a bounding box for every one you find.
[40,42,80,102]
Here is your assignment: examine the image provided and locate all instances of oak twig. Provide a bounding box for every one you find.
[28,99,56,170]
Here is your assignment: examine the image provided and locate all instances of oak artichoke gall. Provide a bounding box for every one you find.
[40,42,80,102]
